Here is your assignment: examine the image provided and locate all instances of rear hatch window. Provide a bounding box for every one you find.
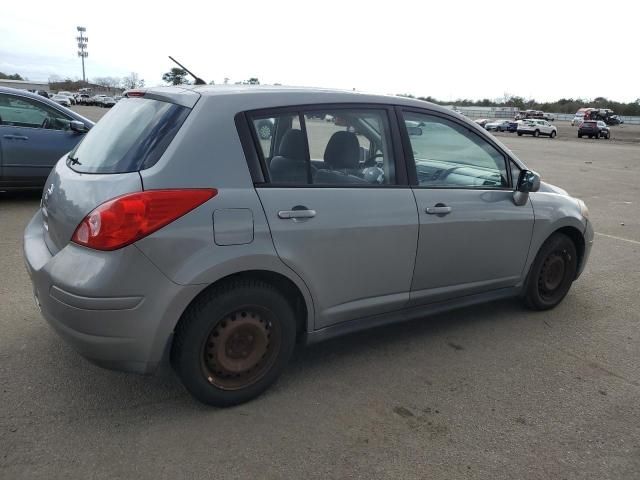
[67,97,190,173]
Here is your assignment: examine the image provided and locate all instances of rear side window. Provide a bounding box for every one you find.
[68,97,190,173]
[249,109,396,186]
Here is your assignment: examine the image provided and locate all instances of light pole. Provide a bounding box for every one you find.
[76,26,88,83]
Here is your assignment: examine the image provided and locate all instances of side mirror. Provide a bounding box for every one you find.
[407,126,423,136]
[513,169,540,206]
[517,169,541,193]
[69,120,88,133]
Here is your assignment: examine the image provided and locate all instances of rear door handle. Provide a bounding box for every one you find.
[278,209,316,219]
[425,204,452,215]
[3,134,29,140]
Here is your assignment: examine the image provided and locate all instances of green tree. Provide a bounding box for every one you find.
[162,68,189,85]
[0,72,24,80]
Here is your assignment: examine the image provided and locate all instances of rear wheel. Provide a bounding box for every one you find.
[533,130,540,137]
[578,134,582,138]
[172,279,297,407]
[518,132,523,136]
[524,233,578,310]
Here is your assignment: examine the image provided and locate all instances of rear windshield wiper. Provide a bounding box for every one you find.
[68,155,82,165]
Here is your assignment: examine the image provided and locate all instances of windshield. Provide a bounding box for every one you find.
[68,97,190,174]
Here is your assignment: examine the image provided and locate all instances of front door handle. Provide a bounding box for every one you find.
[3,134,29,140]
[425,204,452,215]
[278,209,316,219]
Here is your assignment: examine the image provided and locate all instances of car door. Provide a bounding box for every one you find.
[398,108,535,306]
[246,106,419,329]
[0,93,84,187]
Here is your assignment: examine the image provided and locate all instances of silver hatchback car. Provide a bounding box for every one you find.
[24,86,593,406]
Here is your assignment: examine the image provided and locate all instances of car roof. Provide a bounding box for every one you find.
[143,84,457,115]
[0,86,94,125]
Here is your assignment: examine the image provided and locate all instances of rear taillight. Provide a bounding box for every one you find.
[71,189,216,251]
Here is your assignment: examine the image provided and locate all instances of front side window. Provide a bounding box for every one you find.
[0,93,71,130]
[249,109,395,186]
[402,111,508,189]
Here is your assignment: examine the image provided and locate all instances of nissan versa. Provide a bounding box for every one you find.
[24,86,593,406]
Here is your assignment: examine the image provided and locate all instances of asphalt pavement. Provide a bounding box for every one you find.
[0,118,638,479]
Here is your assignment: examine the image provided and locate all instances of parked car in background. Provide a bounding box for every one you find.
[100,96,116,108]
[23,86,593,407]
[572,109,588,126]
[607,115,623,125]
[77,94,91,105]
[51,94,72,107]
[517,119,557,138]
[542,112,555,121]
[114,95,123,102]
[57,91,76,105]
[485,119,517,132]
[578,120,610,139]
[0,87,93,189]
[92,95,107,106]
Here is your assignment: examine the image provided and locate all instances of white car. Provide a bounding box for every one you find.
[571,113,586,126]
[101,97,116,108]
[92,95,107,106]
[51,94,72,107]
[57,91,76,105]
[517,119,557,138]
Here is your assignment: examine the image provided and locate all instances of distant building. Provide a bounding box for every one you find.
[0,79,50,92]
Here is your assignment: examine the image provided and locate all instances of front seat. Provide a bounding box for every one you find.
[269,129,309,184]
[315,131,367,184]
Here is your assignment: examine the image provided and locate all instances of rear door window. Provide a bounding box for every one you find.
[248,108,396,186]
[68,97,190,173]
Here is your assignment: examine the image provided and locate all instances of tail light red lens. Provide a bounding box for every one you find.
[71,189,217,251]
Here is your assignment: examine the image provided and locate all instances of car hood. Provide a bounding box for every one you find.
[538,181,568,196]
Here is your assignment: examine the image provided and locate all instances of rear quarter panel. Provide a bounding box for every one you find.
[136,95,316,330]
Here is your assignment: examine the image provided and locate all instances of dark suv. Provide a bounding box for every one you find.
[578,120,610,139]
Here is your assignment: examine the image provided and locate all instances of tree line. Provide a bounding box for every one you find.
[398,94,640,116]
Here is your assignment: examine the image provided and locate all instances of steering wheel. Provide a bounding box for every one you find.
[363,153,384,168]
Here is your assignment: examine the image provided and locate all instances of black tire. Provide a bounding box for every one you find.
[533,130,540,137]
[523,232,578,310]
[517,132,523,136]
[171,279,297,407]
[550,130,556,138]
[578,134,582,138]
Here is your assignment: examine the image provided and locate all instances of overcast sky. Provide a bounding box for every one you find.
[1,0,637,102]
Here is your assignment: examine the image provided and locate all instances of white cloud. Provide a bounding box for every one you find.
[1,0,638,101]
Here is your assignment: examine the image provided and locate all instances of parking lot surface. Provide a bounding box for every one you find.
[1,112,639,479]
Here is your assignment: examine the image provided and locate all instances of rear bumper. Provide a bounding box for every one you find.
[23,210,201,374]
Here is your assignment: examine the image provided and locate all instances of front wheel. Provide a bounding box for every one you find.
[523,233,578,310]
[550,131,556,138]
[517,132,523,136]
[172,280,297,407]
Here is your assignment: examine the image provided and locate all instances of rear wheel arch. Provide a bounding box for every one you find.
[173,269,310,343]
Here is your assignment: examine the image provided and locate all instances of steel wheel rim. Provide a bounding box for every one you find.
[201,307,281,391]
[538,250,569,297]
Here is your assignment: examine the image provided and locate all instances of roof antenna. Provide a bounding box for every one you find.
[168,56,206,85]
